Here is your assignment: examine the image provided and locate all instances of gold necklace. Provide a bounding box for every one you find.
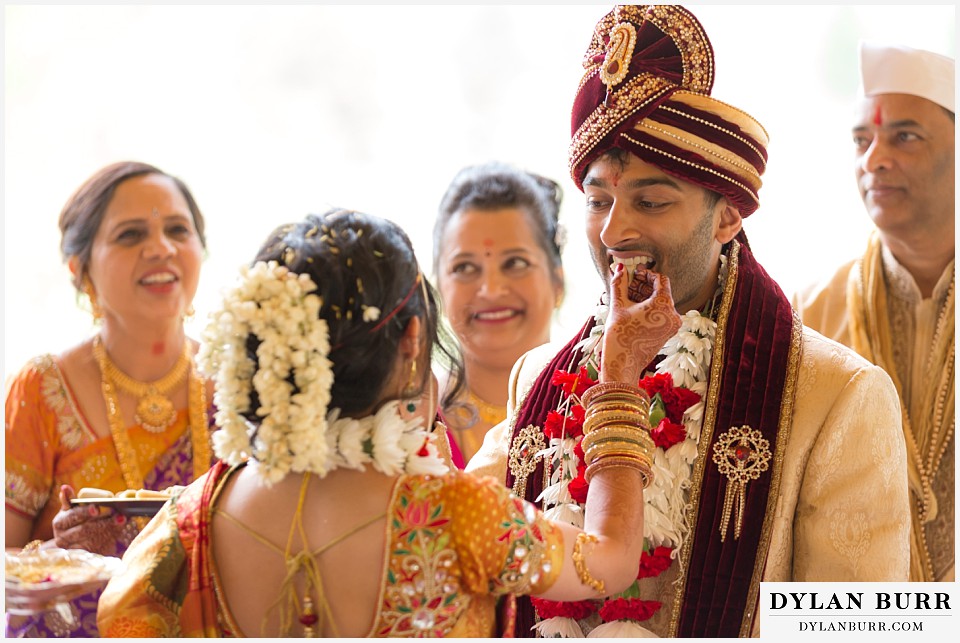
[466,389,507,426]
[93,336,211,490]
[93,335,191,432]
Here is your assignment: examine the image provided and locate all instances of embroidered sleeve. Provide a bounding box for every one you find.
[5,357,61,518]
[450,473,563,597]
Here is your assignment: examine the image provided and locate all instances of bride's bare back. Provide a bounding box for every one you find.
[211,466,399,637]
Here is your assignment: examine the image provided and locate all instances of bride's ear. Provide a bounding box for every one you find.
[399,317,422,361]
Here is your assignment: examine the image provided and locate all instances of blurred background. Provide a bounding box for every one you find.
[3,3,956,383]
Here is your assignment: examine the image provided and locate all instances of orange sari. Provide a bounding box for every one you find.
[5,354,214,541]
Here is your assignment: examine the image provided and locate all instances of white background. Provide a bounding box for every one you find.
[3,3,956,382]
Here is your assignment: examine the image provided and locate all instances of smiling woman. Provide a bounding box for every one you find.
[433,162,565,465]
[3,161,216,637]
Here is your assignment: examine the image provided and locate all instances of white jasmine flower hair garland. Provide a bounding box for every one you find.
[199,260,445,486]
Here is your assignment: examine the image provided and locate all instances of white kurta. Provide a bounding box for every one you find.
[794,248,955,582]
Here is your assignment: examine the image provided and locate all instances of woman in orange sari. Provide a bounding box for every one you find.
[5,161,214,636]
[96,208,680,637]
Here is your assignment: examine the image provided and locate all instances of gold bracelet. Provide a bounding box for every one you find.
[582,382,649,409]
[584,442,654,468]
[583,439,648,464]
[585,449,651,468]
[584,422,653,442]
[582,425,649,447]
[572,532,605,594]
[586,390,651,407]
[583,410,648,435]
[585,455,655,487]
[580,424,656,453]
[585,400,649,419]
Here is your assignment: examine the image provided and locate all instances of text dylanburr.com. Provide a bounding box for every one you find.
[760,583,955,639]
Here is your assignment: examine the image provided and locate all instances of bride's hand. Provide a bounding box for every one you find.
[600,265,681,384]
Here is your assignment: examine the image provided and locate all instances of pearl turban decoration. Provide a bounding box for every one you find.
[569,4,769,216]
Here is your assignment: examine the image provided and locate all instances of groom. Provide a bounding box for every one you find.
[468,4,909,637]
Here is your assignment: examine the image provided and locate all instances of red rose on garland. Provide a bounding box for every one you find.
[650,418,686,450]
[637,373,673,398]
[598,597,661,622]
[568,466,589,503]
[638,372,701,423]
[637,546,673,579]
[544,405,586,439]
[531,597,598,620]
[551,367,596,398]
[662,386,701,423]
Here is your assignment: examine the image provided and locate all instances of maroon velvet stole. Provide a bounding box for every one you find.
[504,240,799,638]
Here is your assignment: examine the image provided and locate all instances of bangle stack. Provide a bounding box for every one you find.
[580,381,655,487]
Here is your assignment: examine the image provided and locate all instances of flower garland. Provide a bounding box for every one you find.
[533,259,725,637]
[199,260,446,486]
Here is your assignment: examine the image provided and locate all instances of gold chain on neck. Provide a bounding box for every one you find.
[93,335,211,491]
[93,335,191,432]
[466,389,507,426]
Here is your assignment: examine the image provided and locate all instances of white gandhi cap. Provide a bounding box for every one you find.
[858,41,955,113]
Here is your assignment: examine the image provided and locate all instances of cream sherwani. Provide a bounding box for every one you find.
[467,326,910,636]
[794,243,955,582]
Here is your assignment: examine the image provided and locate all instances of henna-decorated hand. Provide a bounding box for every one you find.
[51,485,135,556]
[601,264,682,384]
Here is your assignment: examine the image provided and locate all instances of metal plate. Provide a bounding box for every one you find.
[70,497,168,517]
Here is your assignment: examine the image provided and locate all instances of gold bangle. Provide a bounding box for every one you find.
[585,455,655,487]
[585,400,649,419]
[580,425,656,452]
[583,410,648,434]
[586,390,651,407]
[585,448,650,467]
[583,421,651,441]
[582,382,650,409]
[583,438,648,463]
[584,441,653,467]
[572,532,605,594]
[583,424,653,449]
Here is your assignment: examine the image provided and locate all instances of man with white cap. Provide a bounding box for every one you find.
[793,42,955,582]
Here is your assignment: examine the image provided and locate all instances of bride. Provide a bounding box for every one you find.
[96,208,679,637]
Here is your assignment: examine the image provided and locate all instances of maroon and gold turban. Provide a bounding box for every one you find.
[569,5,769,216]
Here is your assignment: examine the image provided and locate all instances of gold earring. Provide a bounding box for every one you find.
[83,277,103,322]
[402,360,418,411]
[182,304,196,321]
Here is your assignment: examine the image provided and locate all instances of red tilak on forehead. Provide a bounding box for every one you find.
[873,105,883,126]
[482,238,494,247]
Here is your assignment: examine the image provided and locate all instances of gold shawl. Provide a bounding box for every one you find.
[846,231,955,581]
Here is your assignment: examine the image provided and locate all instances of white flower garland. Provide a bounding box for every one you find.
[539,307,716,542]
[537,258,725,637]
[199,260,446,486]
